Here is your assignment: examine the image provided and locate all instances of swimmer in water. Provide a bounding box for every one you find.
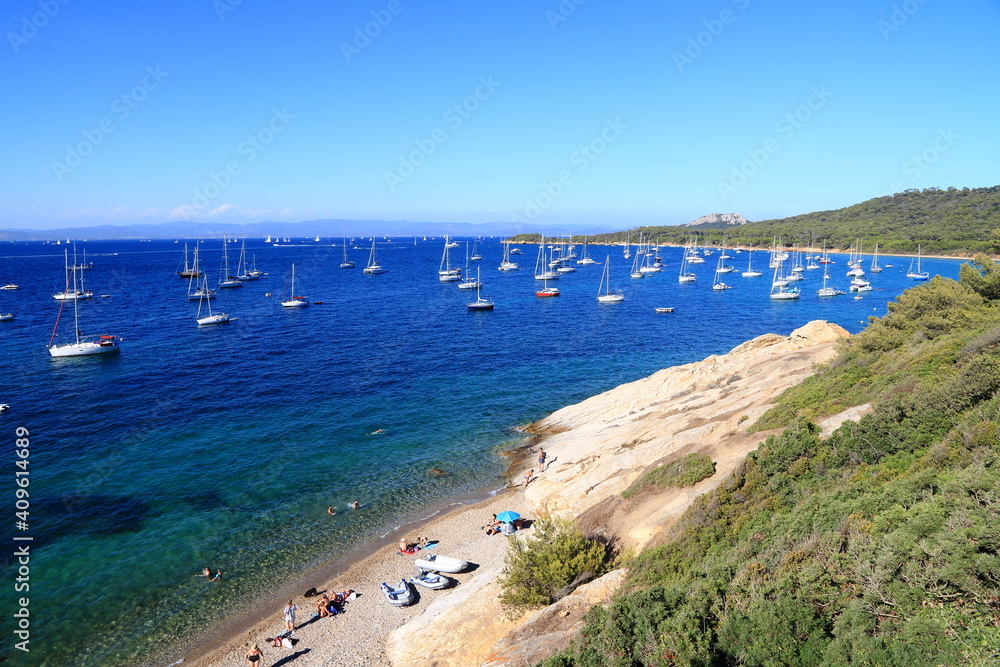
[369,428,385,435]
[349,500,359,510]
[327,506,335,516]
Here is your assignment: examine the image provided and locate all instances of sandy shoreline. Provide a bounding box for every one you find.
[172,485,531,667]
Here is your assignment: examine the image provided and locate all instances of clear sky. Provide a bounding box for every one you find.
[2,0,998,230]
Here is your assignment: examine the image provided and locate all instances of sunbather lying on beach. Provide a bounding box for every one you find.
[481,514,501,535]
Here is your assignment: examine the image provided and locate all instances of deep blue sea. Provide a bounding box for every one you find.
[0,238,964,665]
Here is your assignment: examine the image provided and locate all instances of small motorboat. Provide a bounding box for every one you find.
[654,307,674,313]
[409,569,451,590]
[1,284,17,290]
[413,554,469,573]
[381,580,415,607]
[0,404,9,412]
[0,313,13,321]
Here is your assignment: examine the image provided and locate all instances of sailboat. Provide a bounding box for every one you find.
[678,247,696,283]
[466,268,494,310]
[817,270,844,297]
[741,250,762,277]
[281,264,310,307]
[187,244,216,300]
[196,274,234,324]
[438,238,462,282]
[498,242,518,271]
[218,236,243,288]
[769,260,800,300]
[712,251,732,291]
[470,238,482,261]
[176,243,202,278]
[48,250,120,357]
[53,247,93,300]
[235,239,258,280]
[596,256,624,303]
[363,239,386,274]
[870,243,883,273]
[534,238,559,281]
[906,245,929,280]
[576,235,597,265]
[629,248,644,279]
[340,238,355,269]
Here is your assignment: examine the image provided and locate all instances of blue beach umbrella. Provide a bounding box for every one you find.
[496,511,520,523]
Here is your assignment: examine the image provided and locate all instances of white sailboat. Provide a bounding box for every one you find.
[498,242,518,271]
[712,251,732,291]
[340,238,355,269]
[48,251,120,357]
[534,238,559,281]
[817,270,844,297]
[466,267,494,310]
[629,248,644,279]
[438,238,462,282]
[576,235,598,265]
[235,239,258,280]
[741,250,763,277]
[196,274,234,324]
[596,256,624,302]
[470,238,482,261]
[678,247,696,283]
[187,244,216,300]
[218,236,243,288]
[458,242,481,290]
[906,245,929,280]
[870,243,883,273]
[281,263,310,307]
[53,247,94,300]
[769,260,800,300]
[363,239,386,274]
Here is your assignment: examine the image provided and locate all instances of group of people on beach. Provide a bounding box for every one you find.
[398,535,430,554]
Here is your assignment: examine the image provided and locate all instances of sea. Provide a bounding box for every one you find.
[0,237,964,665]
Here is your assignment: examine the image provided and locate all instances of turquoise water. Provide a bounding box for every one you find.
[0,239,964,665]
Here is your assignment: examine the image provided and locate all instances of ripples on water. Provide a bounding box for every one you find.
[0,239,963,664]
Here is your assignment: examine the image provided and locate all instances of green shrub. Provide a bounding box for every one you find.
[621,453,716,499]
[498,517,610,617]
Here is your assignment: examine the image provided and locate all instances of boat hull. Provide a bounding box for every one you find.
[48,341,120,357]
[413,555,469,573]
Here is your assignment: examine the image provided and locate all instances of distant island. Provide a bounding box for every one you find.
[507,185,1000,256]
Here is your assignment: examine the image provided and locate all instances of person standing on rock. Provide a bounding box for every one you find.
[537,448,546,472]
[523,469,534,488]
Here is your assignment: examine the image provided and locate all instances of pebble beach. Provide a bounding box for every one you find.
[188,490,530,667]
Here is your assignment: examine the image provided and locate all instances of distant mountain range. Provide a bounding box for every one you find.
[0,219,617,241]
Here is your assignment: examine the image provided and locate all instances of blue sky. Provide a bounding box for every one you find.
[2,0,998,230]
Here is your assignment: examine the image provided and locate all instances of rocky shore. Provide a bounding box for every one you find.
[196,320,849,667]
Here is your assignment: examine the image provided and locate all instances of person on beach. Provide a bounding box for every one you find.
[538,448,546,472]
[245,644,263,665]
[524,469,534,488]
[418,536,429,548]
[283,600,298,631]
[399,538,409,553]
[482,514,501,535]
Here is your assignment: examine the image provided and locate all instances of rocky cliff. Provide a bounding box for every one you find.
[387,320,850,666]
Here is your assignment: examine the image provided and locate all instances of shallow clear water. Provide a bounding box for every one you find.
[0,238,963,665]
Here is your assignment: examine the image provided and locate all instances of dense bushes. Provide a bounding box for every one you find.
[545,275,1000,666]
[499,517,611,616]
